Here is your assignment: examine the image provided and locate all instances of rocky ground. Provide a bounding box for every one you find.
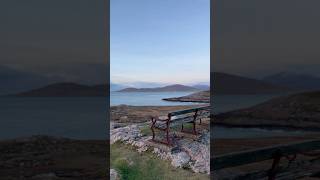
[110,122,210,175]
[0,136,107,180]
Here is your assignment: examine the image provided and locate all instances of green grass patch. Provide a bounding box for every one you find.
[139,125,152,136]
[111,142,209,180]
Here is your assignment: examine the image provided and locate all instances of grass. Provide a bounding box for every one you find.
[139,125,152,136]
[111,142,209,180]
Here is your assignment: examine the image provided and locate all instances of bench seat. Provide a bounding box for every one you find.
[150,106,210,145]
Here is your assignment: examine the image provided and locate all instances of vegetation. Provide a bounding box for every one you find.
[110,142,209,180]
[139,125,152,136]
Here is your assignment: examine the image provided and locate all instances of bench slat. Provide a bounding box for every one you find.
[169,106,210,116]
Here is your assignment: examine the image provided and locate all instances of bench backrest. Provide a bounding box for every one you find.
[168,106,210,120]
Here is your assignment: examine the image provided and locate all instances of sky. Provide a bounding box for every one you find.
[2,0,319,87]
[213,0,320,78]
[110,0,210,85]
[0,0,106,84]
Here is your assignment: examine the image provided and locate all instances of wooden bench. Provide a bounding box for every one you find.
[150,106,210,145]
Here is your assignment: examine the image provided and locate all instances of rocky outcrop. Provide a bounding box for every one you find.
[215,91,320,130]
[111,125,210,174]
[184,141,210,173]
[170,151,190,168]
[163,91,210,103]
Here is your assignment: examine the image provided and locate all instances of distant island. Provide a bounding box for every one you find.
[214,90,320,130]
[9,83,107,97]
[117,84,200,92]
[162,72,297,103]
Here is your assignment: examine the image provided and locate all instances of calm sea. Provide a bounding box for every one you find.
[0,97,107,140]
[110,91,200,106]
[0,93,305,140]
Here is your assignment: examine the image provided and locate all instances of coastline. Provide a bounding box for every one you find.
[162,90,210,103]
[110,104,320,132]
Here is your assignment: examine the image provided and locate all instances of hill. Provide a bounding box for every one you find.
[213,72,291,94]
[192,84,210,90]
[263,72,320,90]
[11,83,107,97]
[214,91,320,130]
[117,84,199,92]
[0,66,62,95]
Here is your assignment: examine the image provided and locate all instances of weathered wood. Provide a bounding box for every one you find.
[169,106,210,116]
[212,139,320,170]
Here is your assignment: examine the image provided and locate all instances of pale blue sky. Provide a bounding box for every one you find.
[110,0,210,84]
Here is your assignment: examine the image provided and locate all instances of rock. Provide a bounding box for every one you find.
[171,146,182,154]
[197,131,210,145]
[183,141,210,173]
[133,136,152,153]
[110,125,142,144]
[171,151,190,168]
[111,124,210,174]
[110,169,120,180]
[153,148,171,160]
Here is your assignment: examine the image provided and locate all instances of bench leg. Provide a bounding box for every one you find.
[166,128,170,145]
[193,121,197,135]
[150,118,156,141]
[151,125,171,146]
[151,126,155,140]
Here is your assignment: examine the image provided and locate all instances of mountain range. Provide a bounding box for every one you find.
[212,72,292,94]
[0,66,62,95]
[4,69,320,96]
[117,84,200,92]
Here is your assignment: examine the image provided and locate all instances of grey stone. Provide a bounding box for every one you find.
[171,151,191,168]
[110,169,120,180]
